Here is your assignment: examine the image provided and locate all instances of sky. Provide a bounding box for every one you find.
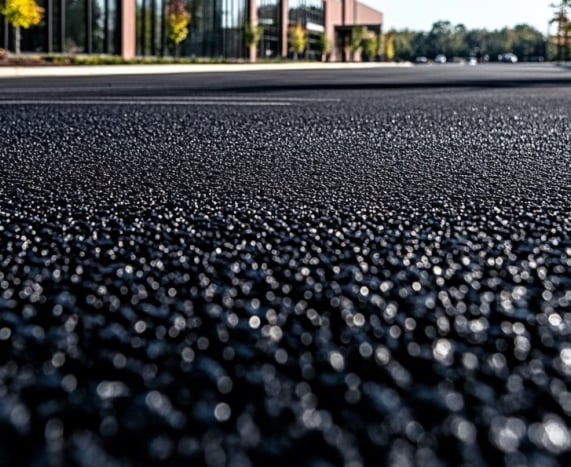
[362,0,555,34]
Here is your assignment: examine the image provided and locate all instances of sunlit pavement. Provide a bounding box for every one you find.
[0,61,412,79]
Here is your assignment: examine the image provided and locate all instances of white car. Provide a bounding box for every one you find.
[499,53,518,63]
[434,54,447,64]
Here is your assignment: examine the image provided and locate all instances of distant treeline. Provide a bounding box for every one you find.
[389,21,547,61]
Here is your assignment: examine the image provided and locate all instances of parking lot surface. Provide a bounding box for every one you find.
[1,65,571,466]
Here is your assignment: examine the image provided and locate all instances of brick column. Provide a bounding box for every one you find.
[248,0,258,62]
[281,0,288,58]
[121,0,136,59]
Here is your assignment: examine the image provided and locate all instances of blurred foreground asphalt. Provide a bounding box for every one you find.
[1,64,571,466]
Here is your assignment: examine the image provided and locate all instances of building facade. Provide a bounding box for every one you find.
[0,0,382,61]
[1,0,134,56]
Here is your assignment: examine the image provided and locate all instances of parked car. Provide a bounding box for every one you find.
[415,56,428,64]
[434,54,447,64]
[465,57,478,66]
[499,53,518,63]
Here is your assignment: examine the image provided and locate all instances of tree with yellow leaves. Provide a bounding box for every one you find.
[384,33,395,62]
[165,0,191,55]
[288,24,307,60]
[0,0,44,55]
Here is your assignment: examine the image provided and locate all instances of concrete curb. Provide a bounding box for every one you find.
[0,61,413,79]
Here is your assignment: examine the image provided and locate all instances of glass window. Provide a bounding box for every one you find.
[1,13,9,51]
[221,0,246,58]
[93,0,105,53]
[288,0,324,60]
[258,0,279,59]
[66,0,87,52]
[1,0,277,58]
[186,0,246,59]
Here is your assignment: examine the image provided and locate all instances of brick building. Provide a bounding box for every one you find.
[0,0,382,61]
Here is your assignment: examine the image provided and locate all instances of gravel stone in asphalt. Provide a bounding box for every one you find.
[1,84,571,467]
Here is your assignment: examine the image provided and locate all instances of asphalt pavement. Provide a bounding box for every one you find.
[1,64,571,467]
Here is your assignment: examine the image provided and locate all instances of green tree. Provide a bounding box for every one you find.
[511,24,545,60]
[427,20,453,57]
[451,24,469,57]
[318,32,331,62]
[244,20,263,63]
[349,26,367,61]
[0,0,43,55]
[362,33,380,61]
[411,31,429,58]
[465,28,488,58]
[390,23,545,63]
[392,29,415,61]
[289,24,307,60]
[165,0,191,55]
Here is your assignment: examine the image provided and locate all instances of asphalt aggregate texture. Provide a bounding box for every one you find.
[1,64,571,467]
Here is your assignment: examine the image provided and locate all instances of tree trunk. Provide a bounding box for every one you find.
[249,45,256,63]
[14,27,21,55]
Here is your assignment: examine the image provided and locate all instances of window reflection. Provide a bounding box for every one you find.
[2,0,120,54]
[258,0,279,59]
[93,0,118,53]
[288,0,324,60]
[185,0,246,59]
[66,0,87,52]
